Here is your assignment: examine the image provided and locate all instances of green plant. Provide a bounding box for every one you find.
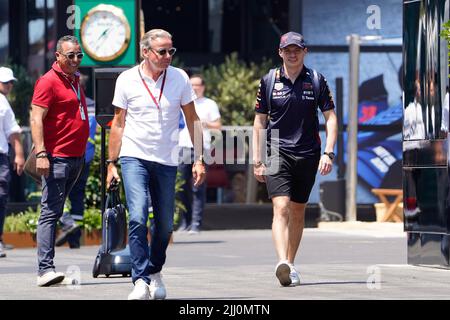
[27,191,42,202]
[84,130,102,209]
[202,53,273,125]
[171,56,185,69]
[441,20,450,74]
[4,214,27,233]
[22,207,40,234]
[79,207,102,233]
[84,130,128,209]
[441,20,450,42]
[3,206,40,234]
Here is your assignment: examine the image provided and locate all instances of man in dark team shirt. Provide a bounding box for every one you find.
[252,32,337,287]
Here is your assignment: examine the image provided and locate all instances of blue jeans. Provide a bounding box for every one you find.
[121,157,177,284]
[36,156,84,275]
[0,154,10,240]
[177,148,206,230]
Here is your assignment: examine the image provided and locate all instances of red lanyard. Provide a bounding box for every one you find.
[138,67,167,110]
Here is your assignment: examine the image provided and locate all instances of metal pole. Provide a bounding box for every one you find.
[346,34,360,221]
[335,77,345,180]
[101,127,106,215]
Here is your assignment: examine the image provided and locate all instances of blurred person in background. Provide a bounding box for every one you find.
[177,74,221,234]
[0,66,24,258]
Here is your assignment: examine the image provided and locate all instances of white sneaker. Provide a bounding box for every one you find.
[128,279,150,300]
[37,271,65,287]
[289,264,301,286]
[275,261,291,287]
[149,272,166,300]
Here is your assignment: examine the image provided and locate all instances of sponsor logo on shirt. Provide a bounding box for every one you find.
[303,82,313,90]
[273,91,288,99]
[274,82,284,91]
[255,86,262,108]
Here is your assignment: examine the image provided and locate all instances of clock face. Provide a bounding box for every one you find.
[81,5,131,62]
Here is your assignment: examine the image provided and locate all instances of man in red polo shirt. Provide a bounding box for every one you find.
[30,35,89,287]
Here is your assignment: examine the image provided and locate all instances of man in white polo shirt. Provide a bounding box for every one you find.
[107,29,206,300]
[0,67,24,258]
[177,74,221,234]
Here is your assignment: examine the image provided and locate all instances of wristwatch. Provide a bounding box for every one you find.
[254,161,264,168]
[106,159,118,165]
[35,151,48,159]
[323,152,335,160]
[194,155,205,165]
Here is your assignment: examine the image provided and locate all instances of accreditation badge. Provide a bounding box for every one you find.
[79,104,86,121]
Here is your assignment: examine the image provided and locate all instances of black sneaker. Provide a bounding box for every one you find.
[68,228,82,249]
[55,224,81,247]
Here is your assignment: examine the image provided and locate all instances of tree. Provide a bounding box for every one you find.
[202,53,273,125]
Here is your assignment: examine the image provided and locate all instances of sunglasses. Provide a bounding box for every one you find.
[59,52,84,60]
[150,47,177,56]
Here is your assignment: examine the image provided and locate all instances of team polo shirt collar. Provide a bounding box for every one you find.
[139,61,166,84]
[279,65,309,81]
[51,61,80,83]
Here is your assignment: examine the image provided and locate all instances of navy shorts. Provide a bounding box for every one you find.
[265,151,320,203]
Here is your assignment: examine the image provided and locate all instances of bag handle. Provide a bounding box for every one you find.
[105,178,122,208]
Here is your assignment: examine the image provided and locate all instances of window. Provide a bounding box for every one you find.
[141,0,288,63]
[141,0,209,52]
[27,0,46,78]
[46,0,56,70]
[302,0,402,46]
[0,0,9,64]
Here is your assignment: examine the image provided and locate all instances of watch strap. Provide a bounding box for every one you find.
[323,152,335,160]
[106,159,118,165]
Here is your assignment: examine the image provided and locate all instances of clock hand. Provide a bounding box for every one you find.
[95,36,108,52]
[94,26,117,55]
[95,29,115,53]
[97,28,110,41]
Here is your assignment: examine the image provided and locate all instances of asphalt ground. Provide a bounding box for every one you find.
[1,223,450,303]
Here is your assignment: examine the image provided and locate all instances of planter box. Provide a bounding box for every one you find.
[2,230,103,248]
[3,232,36,248]
[3,230,172,248]
[81,230,102,246]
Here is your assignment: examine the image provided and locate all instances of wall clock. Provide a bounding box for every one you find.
[80,4,131,62]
